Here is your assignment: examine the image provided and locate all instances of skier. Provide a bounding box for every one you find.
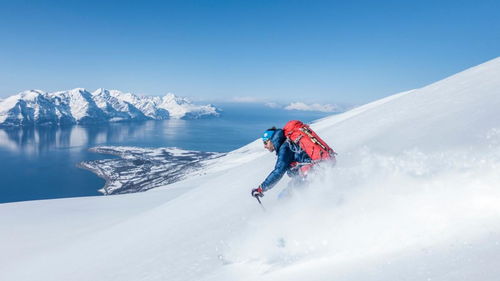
[251,121,336,199]
[251,127,311,199]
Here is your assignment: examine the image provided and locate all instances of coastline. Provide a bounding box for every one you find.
[77,146,224,195]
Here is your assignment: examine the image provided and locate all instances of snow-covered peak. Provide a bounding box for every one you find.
[69,87,87,93]
[162,92,190,104]
[106,89,141,105]
[18,89,46,100]
[0,89,54,124]
[93,88,133,99]
[54,87,91,98]
[50,88,93,102]
[92,88,109,96]
[0,90,42,111]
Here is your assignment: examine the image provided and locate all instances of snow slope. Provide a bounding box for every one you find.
[1,57,500,281]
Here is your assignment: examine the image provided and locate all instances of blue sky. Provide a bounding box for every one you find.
[0,0,498,104]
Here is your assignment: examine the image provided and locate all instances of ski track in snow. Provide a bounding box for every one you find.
[1,57,500,281]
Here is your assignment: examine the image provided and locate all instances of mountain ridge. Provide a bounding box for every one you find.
[0,88,220,126]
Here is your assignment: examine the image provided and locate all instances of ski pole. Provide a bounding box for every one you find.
[255,196,266,212]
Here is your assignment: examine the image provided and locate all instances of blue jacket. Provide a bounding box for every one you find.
[260,129,311,191]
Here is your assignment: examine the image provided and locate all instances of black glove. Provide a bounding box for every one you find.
[251,186,264,198]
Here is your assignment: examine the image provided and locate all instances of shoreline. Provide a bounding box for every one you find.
[76,162,111,195]
[77,146,224,195]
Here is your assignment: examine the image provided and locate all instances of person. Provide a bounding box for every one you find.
[251,127,313,199]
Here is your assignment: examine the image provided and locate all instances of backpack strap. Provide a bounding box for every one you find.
[299,126,328,151]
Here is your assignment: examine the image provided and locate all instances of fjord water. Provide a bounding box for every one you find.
[0,104,331,203]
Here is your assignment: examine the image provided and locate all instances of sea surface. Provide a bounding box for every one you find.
[0,103,332,204]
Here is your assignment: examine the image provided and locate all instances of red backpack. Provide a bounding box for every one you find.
[283,120,336,161]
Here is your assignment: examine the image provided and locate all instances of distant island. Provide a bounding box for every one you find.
[0,88,220,126]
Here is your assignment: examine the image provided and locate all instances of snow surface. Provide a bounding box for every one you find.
[1,57,500,281]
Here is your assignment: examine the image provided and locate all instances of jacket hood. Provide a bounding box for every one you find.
[270,129,286,154]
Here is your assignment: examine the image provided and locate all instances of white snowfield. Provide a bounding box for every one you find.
[2,57,500,281]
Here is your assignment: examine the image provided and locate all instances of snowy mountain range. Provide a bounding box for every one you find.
[0,88,220,126]
[1,57,500,281]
